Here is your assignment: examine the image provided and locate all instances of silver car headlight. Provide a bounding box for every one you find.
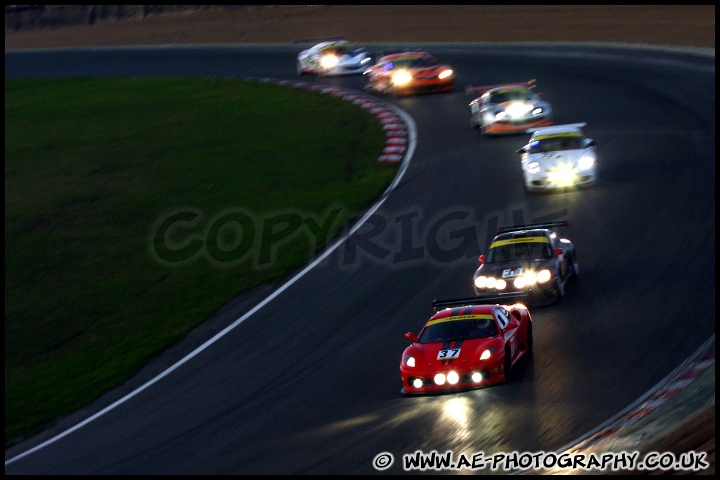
[495,111,508,121]
[527,161,541,174]
[320,54,339,69]
[531,106,544,115]
[505,102,532,118]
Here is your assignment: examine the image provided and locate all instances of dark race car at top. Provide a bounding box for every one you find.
[400,296,533,396]
[472,221,579,306]
[296,37,375,76]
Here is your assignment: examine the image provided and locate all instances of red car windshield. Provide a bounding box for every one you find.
[419,318,498,343]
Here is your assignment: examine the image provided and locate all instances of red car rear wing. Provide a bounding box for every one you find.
[432,293,530,311]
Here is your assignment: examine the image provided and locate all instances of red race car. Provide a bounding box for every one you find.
[364,50,455,96]
[400,296,532,396]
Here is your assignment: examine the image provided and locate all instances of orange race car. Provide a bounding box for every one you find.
[364,50,455,96]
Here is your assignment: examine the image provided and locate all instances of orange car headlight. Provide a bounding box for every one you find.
[438,69,453,80]
[392,70,413,86]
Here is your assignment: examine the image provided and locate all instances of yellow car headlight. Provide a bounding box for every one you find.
[547,164,577,184]
[578,155,595,170]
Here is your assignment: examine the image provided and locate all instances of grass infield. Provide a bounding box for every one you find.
[5,77,397,447]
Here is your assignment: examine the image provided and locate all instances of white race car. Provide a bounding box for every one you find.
[296,39,374,77]
[517,123,598,192]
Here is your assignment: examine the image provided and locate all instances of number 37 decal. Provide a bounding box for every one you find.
[437,348,461,360]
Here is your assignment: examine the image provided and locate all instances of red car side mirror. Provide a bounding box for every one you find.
[554,247,564,256]
[478,254,487,263]
[405,332,418,342]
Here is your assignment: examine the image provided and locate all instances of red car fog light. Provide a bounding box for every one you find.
[447,371,460,385]
[434,373,447,385]
[471,372,483,383]
[412,378,423,389]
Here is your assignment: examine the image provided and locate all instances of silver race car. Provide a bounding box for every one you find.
[517,123,598,192]
[296,38,375,77]
[467,79,553,135]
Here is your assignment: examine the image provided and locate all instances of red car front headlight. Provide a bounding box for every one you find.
[480,346,496,360]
